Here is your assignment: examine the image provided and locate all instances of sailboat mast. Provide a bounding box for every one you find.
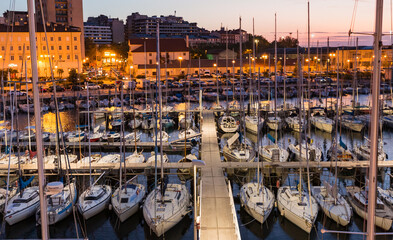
[27,0,49,237]
[274,13,278,119]
[353,38,358,110]
[156,22,165,195]
[367,0,383,238]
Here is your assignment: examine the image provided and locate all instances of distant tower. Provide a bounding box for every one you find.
[35,0,85,57]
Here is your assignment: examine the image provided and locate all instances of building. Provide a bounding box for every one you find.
[84,25,112,44]
[211,28,249,44]
[3,11,29,26]
[0,24,83,77]
[84,15,125,44]
[128,38,189,73]
[126,12,208,40]
[35,0,84,57]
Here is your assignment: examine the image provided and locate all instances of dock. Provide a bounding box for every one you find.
[199,110,240,240]
[1,140,193,152]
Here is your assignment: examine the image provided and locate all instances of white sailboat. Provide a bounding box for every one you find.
[353,140,386,161]
[128,117,142,129]
[240,182,275,224]
[266,116,283,131]
[142,117,154,130]
[310,115,334,133]
[218,115,239,133]
[36,181,77,225]
[111,177,146,222]
[78,184,111,220]
[126,151,145,164]
[245,115,263,134]
[340,115,364,132]
[222,133,255,163]
[143,183,191,237]
[277,186,319,233]
[288,143,322,162]
[4,186,39,225]
[146,151,169,164]
[259,145,289,162]
[346,186,393,230]
[285,117,305,132]
[178,128,198,140]
[311,183,352,226]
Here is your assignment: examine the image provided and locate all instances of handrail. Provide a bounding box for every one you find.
[227,180,241,240]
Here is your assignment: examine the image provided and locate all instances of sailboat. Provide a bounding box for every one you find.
[288,142,322,162]
[78,85,112,220]
[218,115,239,133]
[78,184,111,220]
[310,114,334,133]
[142,116,154,130]
[144,24,191,236]
[111,177,146,222]
[353,138,386,161]
[36,180,77,225]
[222,132,255,163]
[340,115,364,132]
[4,186,39,225]
[285,116,305,132]
[346,185,393,230]
[143,183,191,237]
[277,184,319,233]
[240,182,275,224]
[311,182,352,226]
[266,112,283,131]
[259,144,289,162]
[245,115,263,134]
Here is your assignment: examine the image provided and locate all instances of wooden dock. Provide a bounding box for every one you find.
[1,140,193,152]
[199,110,240,240]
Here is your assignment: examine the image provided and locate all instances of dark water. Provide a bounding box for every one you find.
[1,95,393,239]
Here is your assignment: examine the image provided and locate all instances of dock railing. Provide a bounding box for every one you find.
[227,180,241,240]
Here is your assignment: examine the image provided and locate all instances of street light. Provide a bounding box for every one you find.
[232,60,235,79]
[178,56,183,76]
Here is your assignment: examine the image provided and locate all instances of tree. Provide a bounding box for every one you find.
[68,69,78,87]
[275,36,299,48]
[57,68,64,78]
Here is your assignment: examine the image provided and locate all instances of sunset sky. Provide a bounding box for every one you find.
[2,0,393,46]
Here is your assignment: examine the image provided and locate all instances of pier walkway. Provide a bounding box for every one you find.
[199,110,240,240]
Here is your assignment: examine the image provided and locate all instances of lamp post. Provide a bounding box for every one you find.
[214,62,219,104]
[178,56,183,77]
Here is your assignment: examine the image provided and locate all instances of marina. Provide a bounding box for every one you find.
[2,0,393,239]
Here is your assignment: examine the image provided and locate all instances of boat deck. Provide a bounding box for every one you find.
[199,110,240,240]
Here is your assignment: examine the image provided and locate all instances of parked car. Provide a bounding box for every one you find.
[8,90,27,96]
[102,84,115,89]
[49,86,65,92]
[71,85,83,91]
[85,83,100,90]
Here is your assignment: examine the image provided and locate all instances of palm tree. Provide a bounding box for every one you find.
[57,68,64,78]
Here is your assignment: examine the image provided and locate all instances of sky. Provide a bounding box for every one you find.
[2,0,393,46]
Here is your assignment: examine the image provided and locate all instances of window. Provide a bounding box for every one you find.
[42,37,45,41]
[74,37,77,41]
[50,37,54,41]
[10,56,14,60]
[67,55,70,60]
[66,37,70,41]
[149,53,152,56]
[26,46,29,50]
[149,59,152,64]
[58,37,61,41]
[59,55,62,60]
[66,46,70,50]
[43,46,46,51]
[1,46,4,51]
[74,46,77,50]
[51,46,54,51]
[183,52,186,56]
[18,46,22,51]
[10,46,13,51]
[75,55,78,59]
[19,56,22,60]
[59,46,62,50]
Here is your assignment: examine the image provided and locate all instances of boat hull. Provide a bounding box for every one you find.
[5,201,39,225]
[277,198,314,233]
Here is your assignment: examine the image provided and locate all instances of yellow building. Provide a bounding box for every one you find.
[0,24,82,77]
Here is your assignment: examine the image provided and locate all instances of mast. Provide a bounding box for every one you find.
[353,38,358,110]
[156,22,165,198]
[367,0,383,238]
[274,13,278,138]
[27,0,49,238]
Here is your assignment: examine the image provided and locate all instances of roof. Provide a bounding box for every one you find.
[0,24,81,33]
[130,38,189,52]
